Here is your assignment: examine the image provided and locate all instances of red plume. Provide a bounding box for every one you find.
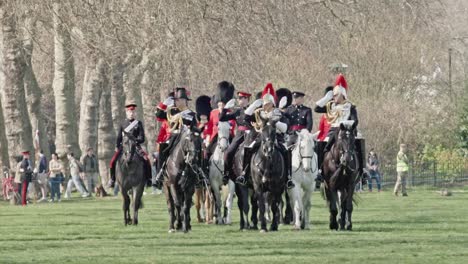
[334,74,348,90]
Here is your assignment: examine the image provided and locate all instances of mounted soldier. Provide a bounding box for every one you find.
[244,83,295,189]
[219,91,253,184]
[109,101,152,188]
[153,87,203,189]
[203,81,236,172]
[314,74,365,183]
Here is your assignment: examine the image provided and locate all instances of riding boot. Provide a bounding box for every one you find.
[236,147,250,186]
[108,150,120,188]
[154,150,167,190]
[315,142,326,189]
[284,148,295,189]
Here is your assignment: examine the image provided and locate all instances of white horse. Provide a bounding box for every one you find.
[288,129,318,230]
[209,121,232,224]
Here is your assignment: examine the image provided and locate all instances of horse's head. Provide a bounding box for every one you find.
[182,126,202,166]
[216,121,231,151]
[122,132,136,158]
[336,121,357,168]
[260,120,277,158]
[297,130,315,172]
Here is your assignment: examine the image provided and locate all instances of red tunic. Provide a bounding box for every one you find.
[317,114,331,142]
[205,109,236,143]
[156,120,171,144]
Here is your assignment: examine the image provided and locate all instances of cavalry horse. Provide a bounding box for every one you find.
[162,126,202,233]
[229,133,259,230]
[322,121,360,231]
[208,121,234,224]
[116,133,147,226]
[288,129,318,230]
[251,119,286,232]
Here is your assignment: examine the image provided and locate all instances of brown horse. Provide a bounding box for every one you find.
[322,122,359,231]
[162,127,202,233]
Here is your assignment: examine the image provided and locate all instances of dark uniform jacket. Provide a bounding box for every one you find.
[116,119,145,149]
[219,107,253,133]
[285,104,313,132]
[20,158,33,182]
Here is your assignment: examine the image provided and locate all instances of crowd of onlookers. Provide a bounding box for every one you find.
[1,147,104,205]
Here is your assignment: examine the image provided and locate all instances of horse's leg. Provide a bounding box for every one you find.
[250,190,259,230]
[121,187,131,226]
[194,188,203,223]
[181,190,191,233]
[302,186,312,230]
[235,184,245,230]
[338,191,347,230]
[225,180,235,225]
[346,188,354,231]
[325,187,338,230]
[288,185,302,230]
[283,191,293,225]
[205,189,213,224]
[163,183,176,232]
[211,183,223,225]
[132,183,145,225]
[270,193,280,232]
[257,191,267,232]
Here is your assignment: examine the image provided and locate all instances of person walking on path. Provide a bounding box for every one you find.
[65,153,90,199]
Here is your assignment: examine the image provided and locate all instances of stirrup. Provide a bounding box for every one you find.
[235,176,247,186]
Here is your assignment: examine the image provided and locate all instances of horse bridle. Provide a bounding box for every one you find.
[217,136,229,151]
[293,135,317,173]
[337,130,357,172]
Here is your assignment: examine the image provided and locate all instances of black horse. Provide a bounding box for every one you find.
[323,123,360,231]
[251,120,286,232]
[162,127,202,233]
[116,134,147,226]
[231,137,259,231]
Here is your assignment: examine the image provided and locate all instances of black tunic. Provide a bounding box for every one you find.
[116,119,145,149]
[285,104,313,132]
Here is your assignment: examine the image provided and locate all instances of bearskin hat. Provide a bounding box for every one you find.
[216,81,235,104]
[196,95,212,120]
[276,88,292,108]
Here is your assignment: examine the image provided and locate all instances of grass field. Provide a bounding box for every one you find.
[1,186,468,264]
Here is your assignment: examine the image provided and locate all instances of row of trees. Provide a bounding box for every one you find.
[0,1,466,183]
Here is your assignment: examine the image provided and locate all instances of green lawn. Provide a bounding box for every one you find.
[1,186,467,264]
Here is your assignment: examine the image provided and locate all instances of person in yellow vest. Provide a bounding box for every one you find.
[394,144,409,196]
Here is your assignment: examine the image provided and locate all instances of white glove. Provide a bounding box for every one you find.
[278,96,288,109]
[275,121,287,133]
[163,97,174,107]
[224,99,236,109]
[316,91,333,107]
[245,99,263,115]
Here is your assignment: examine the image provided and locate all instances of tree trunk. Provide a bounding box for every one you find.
[78,57,105,153]
[0,98,10,169]
[111,56,126,132]
[52,2,79,159]
[141,62,160,154]
[97,66,114,186]
[0,8,34,168]
[22,16,50,160]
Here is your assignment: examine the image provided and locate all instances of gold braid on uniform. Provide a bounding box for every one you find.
[166,107,183,132]
[325,100,353,124]
[252,108,265,132]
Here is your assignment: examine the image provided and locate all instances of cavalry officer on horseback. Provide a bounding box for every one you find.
[203,81,236,173]
[245,83,295,189]
[219,91,253,185]
[153,87,203,189]
[314,74,360,183]
[109,101,152,188]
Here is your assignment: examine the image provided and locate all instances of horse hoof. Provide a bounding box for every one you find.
[347,225,353,231]
[293,225,301,231]
[260,229,267,233]
[168,229,176,233]
[250,225,258,230]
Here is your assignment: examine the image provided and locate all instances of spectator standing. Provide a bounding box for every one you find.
[19,151,33,206]
[367,149,382,192]
[394,144,409,197]
[65,153,90,198]
[36,150,48,202]
[49,153,63,202]
[81,147,99,194]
